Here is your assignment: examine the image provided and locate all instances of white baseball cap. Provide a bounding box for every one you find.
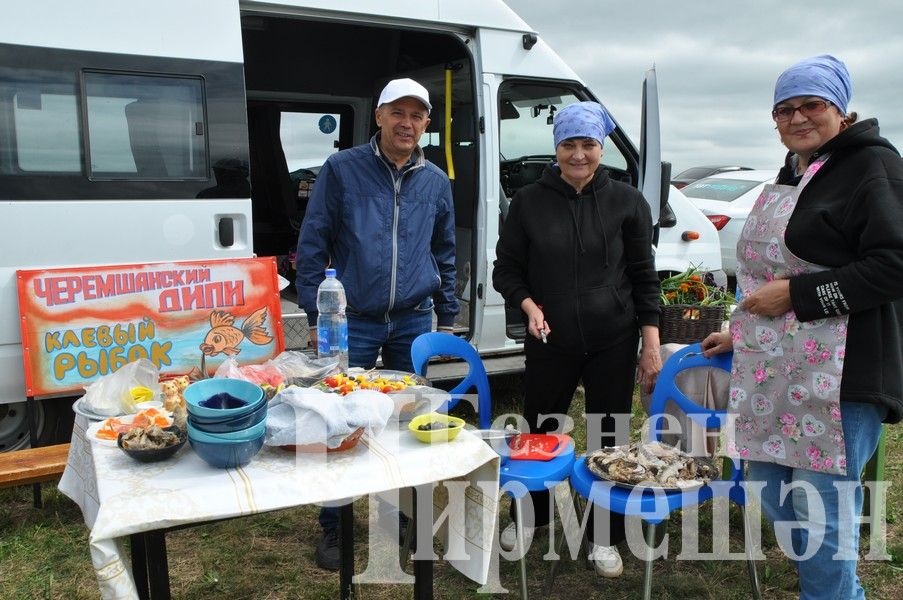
[377,78,432,113]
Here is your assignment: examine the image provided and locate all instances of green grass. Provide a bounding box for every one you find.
[1,377,900,599]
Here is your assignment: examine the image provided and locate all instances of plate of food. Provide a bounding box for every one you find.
[313,370,429,395]
[117,425,186,462]
[585,441,720,491]
[87,408,173,446]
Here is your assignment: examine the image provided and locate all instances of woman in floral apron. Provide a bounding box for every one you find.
[702,55,903,599]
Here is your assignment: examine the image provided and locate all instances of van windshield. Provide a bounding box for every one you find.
[498,81,629,199]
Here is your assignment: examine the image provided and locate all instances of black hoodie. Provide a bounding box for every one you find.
[493,165,660,354]
[781,119,903,423]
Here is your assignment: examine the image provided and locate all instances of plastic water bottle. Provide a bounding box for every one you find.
[316,268,348,370]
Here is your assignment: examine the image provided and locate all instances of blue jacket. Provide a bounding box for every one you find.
[296,135,458,327]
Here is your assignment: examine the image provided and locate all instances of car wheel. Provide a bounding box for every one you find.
[0,398,74,452]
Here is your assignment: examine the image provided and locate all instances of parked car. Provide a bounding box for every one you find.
[672,165,754,189]
[681,169,779,276]
[656,184,725,285]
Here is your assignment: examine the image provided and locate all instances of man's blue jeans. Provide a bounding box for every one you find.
[747,401,886,600]
[319,303,433,531]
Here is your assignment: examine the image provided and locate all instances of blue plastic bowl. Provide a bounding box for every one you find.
[189,433,264,469]
[186,418,266,443]
[188,401,267,434]
[183,379,265,419]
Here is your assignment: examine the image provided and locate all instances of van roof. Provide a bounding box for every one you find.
[247,0,535,33]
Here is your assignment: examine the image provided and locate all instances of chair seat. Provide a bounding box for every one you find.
[570,454,727,524]
[500,439,576,498]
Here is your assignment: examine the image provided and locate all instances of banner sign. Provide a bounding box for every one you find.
[16,257,284,397]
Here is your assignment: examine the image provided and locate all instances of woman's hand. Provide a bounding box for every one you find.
[740,279,792,317]
[636,325,662,394]
[520,298,550,341]
[701,331,732,358]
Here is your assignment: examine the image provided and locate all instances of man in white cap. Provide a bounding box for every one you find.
[296,78,458,570]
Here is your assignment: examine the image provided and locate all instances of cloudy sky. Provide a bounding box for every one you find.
[504,0,903,174]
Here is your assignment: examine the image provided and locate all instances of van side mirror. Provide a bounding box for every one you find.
[659,161,672,213]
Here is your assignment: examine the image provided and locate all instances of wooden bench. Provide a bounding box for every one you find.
[0,443,70,489]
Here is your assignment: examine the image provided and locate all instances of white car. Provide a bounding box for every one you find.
[681,170,779,276]
[655,185,725,285]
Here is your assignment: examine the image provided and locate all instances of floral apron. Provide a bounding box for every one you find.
[728,157,848,475]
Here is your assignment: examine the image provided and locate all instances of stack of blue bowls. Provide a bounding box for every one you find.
[183,379,268,468]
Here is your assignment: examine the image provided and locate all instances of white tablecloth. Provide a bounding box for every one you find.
[59,416,500,600]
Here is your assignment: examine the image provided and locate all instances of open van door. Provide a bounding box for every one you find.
[638,66,662,225]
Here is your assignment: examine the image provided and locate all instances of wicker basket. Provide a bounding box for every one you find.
[659,304,725,345]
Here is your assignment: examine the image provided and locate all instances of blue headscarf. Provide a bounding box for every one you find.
[773,54,852,114]
[553,101,616,148]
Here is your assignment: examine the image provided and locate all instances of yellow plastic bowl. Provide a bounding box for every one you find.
[408,413,465,443]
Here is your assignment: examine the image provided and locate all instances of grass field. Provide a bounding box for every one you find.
[1,377,900,599]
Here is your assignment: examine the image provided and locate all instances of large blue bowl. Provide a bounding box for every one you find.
[183,379,265,419]
[189,434,264,469]
[187,418,266,443]
[188,400,267,434]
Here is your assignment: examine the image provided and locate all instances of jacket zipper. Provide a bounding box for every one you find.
[573,193,588,353]
[378,158,422,323]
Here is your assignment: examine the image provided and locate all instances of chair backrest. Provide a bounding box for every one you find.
[648,342,742,482]
[410,332,492,429]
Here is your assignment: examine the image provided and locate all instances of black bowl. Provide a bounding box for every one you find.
[117,426,187,463]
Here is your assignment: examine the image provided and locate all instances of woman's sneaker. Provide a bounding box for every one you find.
[589,544,623,577]
[499,522,545,551]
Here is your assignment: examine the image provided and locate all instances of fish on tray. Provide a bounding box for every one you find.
[586,441,719,488]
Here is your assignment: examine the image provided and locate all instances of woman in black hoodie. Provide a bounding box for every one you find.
[493,101,662,577]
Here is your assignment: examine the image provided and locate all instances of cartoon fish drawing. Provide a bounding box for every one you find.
[199,307,273,356]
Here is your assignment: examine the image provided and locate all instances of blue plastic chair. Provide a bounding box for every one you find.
[565,343,761,600]
[410,332,492,429]
[410,332,576,598]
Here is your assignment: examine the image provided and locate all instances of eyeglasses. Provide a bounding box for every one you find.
[771,100,831,123]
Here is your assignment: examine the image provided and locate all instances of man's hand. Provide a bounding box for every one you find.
[308,327,318,348]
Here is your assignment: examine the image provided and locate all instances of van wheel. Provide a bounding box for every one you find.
[0,398,73,452]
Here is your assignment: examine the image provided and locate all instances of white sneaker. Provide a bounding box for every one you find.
[589,544,623,578]
[499,522,539,551]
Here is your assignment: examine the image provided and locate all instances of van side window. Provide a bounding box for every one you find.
[13,88,81,173]
[83,71,207,179]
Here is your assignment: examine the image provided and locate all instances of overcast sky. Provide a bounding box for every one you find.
[503,0,903,174]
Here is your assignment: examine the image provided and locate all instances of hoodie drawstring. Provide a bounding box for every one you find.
[567,186,609,267]
[567,197,586,255]
[591,185,609,267]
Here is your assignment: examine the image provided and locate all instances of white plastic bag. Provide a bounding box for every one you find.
[268,351,339,386]
[213,357,286,387]
[80,358,161,416]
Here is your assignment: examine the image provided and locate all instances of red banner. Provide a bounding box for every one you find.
[16,257,284,396]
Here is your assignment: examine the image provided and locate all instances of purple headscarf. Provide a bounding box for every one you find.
[773,54,852,114]
[553,101,616,148]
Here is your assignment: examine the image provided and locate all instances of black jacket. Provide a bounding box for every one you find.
[782,119,903,423]
[493,165,660,354]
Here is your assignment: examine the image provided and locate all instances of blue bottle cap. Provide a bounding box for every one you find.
[325,268,336,277]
